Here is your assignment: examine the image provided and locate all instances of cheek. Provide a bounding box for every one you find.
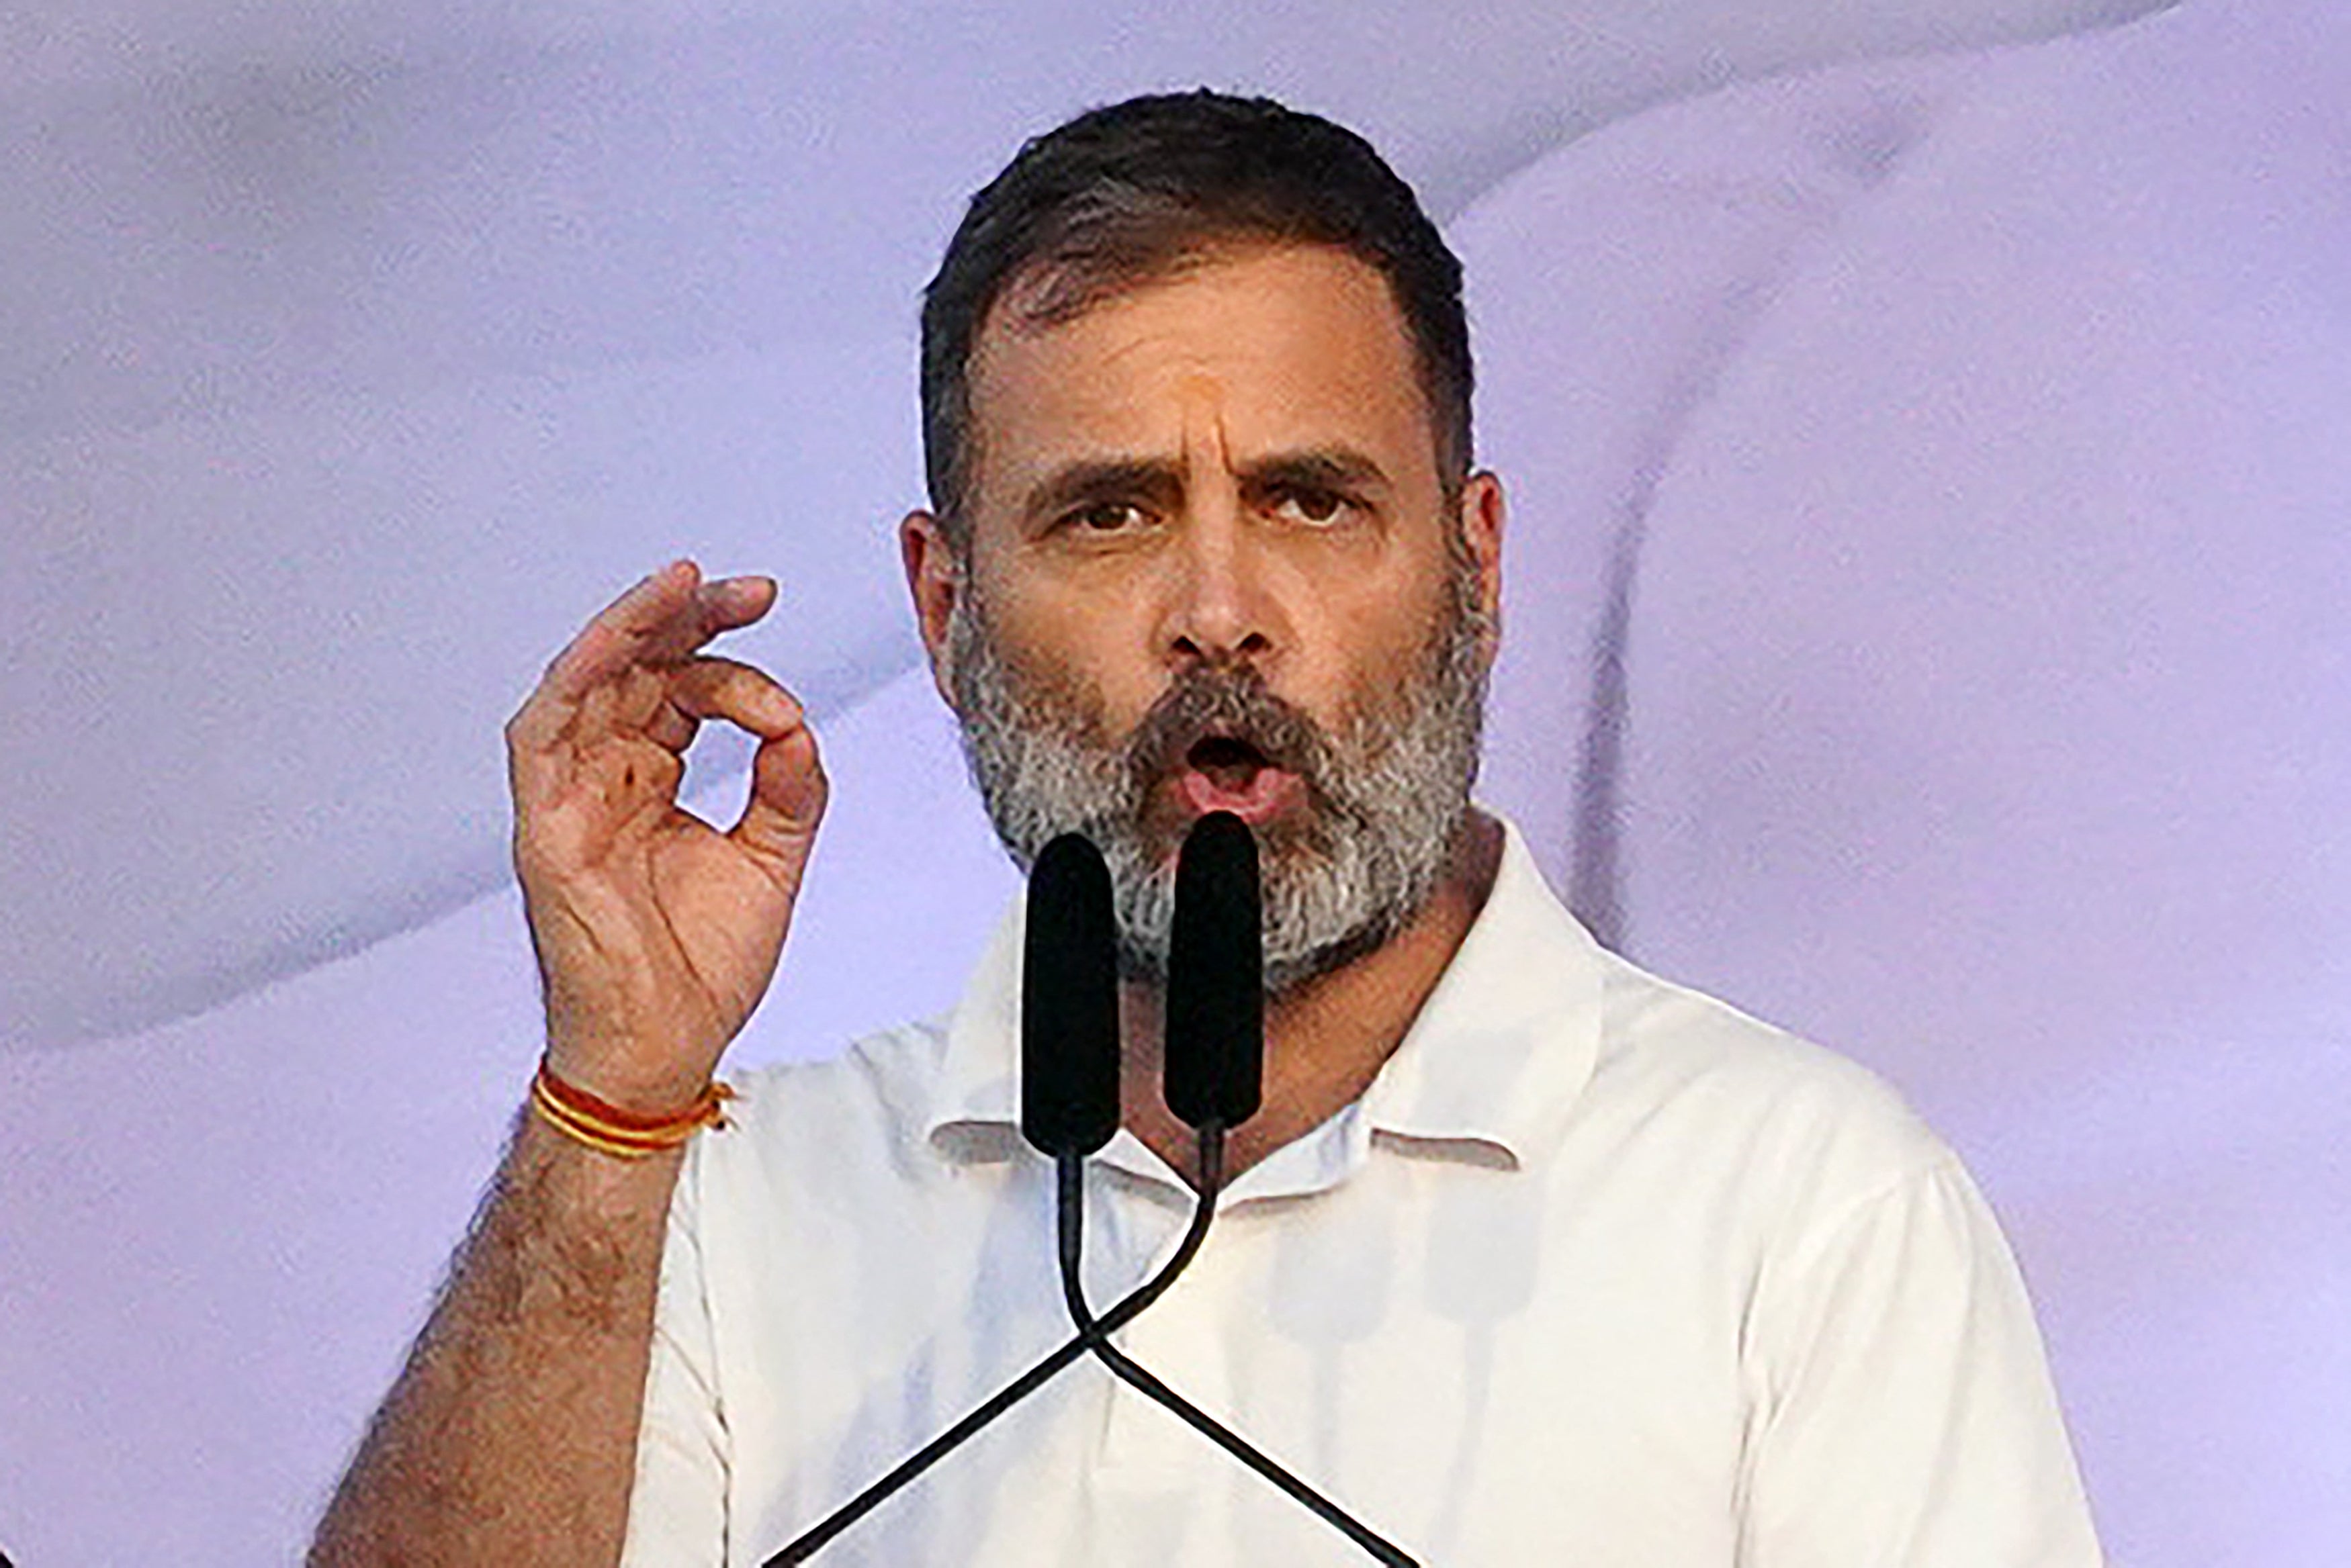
[965,595,1143,738]
[1332,586,1463,724]
[995,574,1166,698]
[1317,563,1449,663]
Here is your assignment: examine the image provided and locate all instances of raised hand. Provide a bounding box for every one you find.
[504,560,826,1112]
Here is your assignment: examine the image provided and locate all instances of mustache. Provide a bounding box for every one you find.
[1120,665,1335,796]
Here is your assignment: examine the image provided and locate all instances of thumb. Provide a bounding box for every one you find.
[731,723,827,896]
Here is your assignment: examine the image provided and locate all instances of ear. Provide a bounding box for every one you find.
[1457,470,1506,663]
[899,510,965,709]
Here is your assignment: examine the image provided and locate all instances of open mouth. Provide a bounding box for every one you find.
[1187,734,1272,790]
[1176,733,1300,823]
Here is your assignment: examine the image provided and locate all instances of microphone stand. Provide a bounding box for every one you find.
[1053,1141,1420,1567]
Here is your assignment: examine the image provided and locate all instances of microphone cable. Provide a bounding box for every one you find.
[762,827,1134,1563]
[764,813,1417,1564]
[1053,1148,1419,1566]
[763,1157,1224,1565]
[1053,811,1417,1564]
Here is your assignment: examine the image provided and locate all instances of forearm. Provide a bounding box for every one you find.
[318,557,820,1561]
[310,1111,684,1567]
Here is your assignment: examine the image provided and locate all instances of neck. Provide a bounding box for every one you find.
[1119,809,1505,1188]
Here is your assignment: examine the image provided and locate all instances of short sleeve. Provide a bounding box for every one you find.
[620,1141,730,1567]
[1740,1156,2104,1567]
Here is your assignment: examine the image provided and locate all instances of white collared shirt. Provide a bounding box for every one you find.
[624,821,2102,1566]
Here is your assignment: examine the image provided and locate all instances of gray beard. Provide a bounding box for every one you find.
[944,560,1491,996]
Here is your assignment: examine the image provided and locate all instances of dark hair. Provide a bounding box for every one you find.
[920,90,1472,545]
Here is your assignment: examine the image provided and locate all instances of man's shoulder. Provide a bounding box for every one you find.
[1577,943,1957,1213]
[1467,818,1949,1191]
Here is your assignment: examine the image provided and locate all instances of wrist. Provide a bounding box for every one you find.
[529,1054,734,1161]
[539,1012,727,1115]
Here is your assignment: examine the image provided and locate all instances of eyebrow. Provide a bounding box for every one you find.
[1239,447,1392,498]
[1018,446,1395,527]
[1021,457,1185,528]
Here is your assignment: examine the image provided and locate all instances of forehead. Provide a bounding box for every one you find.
[963,244,1439,510]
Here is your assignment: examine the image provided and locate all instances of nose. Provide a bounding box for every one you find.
[1161,504,1280,673]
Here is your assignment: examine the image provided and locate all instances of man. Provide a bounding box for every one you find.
[312,92,2101,1565]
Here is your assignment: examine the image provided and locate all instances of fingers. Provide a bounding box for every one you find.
[670,657,803,739]
[680,656,823,887]
[541,561,698,708]
[730,723,828,889]
[636,656,802,755]
[508,563,780,763]
[572,563,776,692]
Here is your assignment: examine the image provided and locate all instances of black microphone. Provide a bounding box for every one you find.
[1163,810,1263,1132]
[1021,832,1122,1160]
[766,823,1414,1564]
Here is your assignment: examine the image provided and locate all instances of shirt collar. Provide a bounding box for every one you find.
[922,814,1603,1175]
[1355,818,1603,1167]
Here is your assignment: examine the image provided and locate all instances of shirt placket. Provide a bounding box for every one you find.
[1080,1160,1235,1487]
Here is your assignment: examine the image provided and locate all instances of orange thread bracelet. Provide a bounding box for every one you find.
[529,1056,735,1160]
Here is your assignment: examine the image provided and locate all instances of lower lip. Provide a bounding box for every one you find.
[1176,766,1304,825]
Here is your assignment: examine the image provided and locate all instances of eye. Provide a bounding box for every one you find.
[1268,486,1354,527]
[1059,500,1152,535]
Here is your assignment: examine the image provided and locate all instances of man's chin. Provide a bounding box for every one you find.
[1115,917,1383,997]
[1110,847,1411,999]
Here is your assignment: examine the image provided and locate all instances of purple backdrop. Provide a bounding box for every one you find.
[4,3,2344,1562]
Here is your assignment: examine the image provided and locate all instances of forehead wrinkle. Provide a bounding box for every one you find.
[1175,371,1235,479]
[965,246,1446,553]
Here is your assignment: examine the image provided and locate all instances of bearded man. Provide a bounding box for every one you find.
[312,92,2102,1567]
